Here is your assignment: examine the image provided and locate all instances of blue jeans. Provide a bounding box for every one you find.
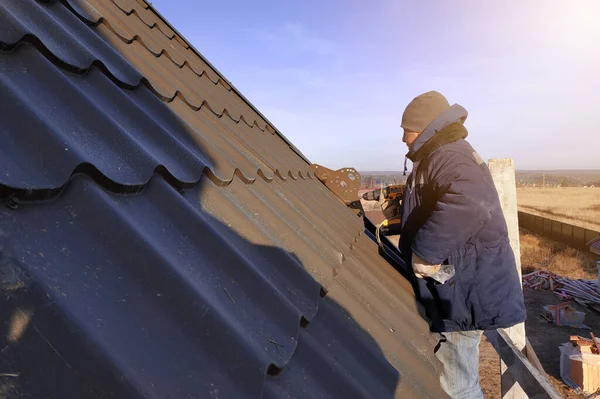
[435,330,484,399]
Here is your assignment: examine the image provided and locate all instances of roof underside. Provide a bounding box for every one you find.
[0,0,447,398]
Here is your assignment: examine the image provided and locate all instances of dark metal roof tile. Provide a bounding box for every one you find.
[325,281,441,398]
[0,0,142,84]
[0,172,448,397]
[1,0,267,130]
[110,0,177,40]
[0,0,315,184]
[264,296,401,399]
[0,0,450,397]
[0,43,316,189]
[198,177,347,288]
[87,0,267,129]
[0,175,325,397]
[0,44,209,188]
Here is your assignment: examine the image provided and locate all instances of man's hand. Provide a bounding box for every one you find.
[412,253,441,279]
[382,197,402,220]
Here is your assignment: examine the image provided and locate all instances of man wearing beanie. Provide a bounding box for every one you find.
[398,91,526,398]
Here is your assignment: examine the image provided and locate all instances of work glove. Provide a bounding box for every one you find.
[412,254,456,284]
[411,253,441,279]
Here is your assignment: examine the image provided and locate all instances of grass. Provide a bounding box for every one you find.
[519,228,598,279]
[517,187,600,231]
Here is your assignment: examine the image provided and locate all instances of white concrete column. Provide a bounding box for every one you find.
[488,158,527,399]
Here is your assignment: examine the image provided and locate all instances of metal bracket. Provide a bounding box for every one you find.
[311,164,361,206]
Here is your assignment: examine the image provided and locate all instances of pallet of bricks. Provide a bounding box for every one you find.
[561,335,600,395]
[524,270,600,394]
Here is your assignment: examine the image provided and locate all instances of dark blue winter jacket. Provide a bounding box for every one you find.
[399,104,527,333]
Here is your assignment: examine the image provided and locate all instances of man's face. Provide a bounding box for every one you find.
[402,129,420,149]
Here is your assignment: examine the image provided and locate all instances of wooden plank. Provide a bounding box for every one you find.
[485,330,562,399]
[488,158,527,399]
[525,338,546,375]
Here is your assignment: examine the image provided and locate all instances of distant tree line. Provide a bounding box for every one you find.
[360,174,408,188]
[362,171,599,189]
[516,172,600,188]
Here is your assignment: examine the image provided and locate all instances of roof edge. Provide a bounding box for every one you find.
[144,1,312,165]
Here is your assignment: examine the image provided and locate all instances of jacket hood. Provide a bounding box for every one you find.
[406,104,468,160]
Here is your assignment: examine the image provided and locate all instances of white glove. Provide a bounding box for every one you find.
[412,253,441,279]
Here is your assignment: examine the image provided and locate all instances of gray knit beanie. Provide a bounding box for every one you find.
[401,91,451,133]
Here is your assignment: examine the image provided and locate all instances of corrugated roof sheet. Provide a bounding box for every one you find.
[0,0,448,397]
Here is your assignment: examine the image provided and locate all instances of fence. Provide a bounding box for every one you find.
[518,211,600,251]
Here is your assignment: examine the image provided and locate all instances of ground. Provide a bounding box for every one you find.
[517,187,600,231]
[480,228,600,398]
[478,287,600,399]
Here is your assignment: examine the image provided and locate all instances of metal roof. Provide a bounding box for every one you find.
[0,0,447,397]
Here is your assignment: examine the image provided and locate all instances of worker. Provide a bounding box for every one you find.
[398,91,526,398]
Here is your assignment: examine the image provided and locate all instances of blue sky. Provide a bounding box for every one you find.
[152,0,599,171]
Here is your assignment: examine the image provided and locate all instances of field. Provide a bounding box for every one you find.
[517,170,600,187]
[517,187,600,231]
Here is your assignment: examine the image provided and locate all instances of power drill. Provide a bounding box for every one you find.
[361,184,405,202]
[361,184,405,237]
